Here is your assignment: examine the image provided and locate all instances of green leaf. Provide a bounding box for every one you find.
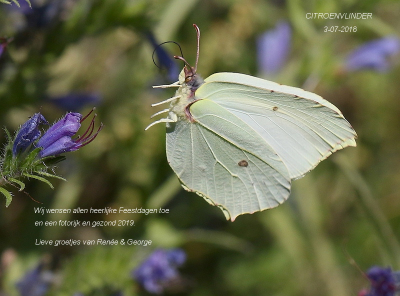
[0,0,12,5]
[0,186,13,207]
[33,155,66,170]
[3,127,12,142]
[7,177,26,191]
[23,173,54,189]
[42,155,67,165]
[2,128,15,174]
[35,171,66,182]
[20,148,41,171]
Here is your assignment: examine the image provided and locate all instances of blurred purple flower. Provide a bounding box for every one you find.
[359,266,398,296]
[133,248,186,294]
[147,33,180,82]
[0,37,13,59]
[0,39,7,58]
[9,0,63,29]
[16,263,54,296]
[49,92,102,112]
[37,110,103,158]
[257,21,291,75]
[345,36,400,72]
[12,113,48,156]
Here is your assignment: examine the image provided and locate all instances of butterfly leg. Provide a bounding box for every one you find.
[150,108,169,118]
[152,81,180,89]
[151,96,181,107]
[145,118,176,130]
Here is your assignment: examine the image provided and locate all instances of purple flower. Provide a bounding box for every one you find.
[37,109,103,158]
[367,266,396,296]
[359,266,398,296]
[345,36,400,72]
[0,38,10,58]
[133,248,186,294]
[16,263,54,296]
[8,0,63,29]
[257,21,291,75]
[49,92,102,112]
[12,113,48,156]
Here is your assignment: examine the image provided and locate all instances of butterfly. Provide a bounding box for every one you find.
[146,24,357,221]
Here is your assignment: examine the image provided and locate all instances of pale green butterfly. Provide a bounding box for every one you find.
[146,24,357,221]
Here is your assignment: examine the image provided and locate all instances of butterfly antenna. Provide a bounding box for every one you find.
[173,55,191,68]
[193,24,200,72]
[173,55,196,77]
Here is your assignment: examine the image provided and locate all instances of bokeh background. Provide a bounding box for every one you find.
[1,0,400,295]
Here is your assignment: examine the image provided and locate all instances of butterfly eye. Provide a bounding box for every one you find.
[185,75,193,83]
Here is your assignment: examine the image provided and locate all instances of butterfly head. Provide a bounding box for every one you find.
[175,24,204,90]
[176,65,203,89]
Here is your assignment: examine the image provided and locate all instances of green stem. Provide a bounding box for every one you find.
[335,154,400,268]
[147,174,181,209]
[184,229,253,254]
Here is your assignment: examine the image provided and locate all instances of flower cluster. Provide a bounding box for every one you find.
[16,263,54,296]
[257,21,291,75]
[359,266,400,296]
[0,109,102,207]
[133,248,186,294]
[13,109,102,158]
[346,36,400,72]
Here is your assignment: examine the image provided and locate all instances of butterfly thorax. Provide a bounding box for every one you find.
[168,68,204,122]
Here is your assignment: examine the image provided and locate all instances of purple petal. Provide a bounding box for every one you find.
[16,263,52,296]
[133,248,186,294]
[37,112,81,150]
[345,36,400,72]
[167,249,186,266]
[13,113,48,156]
[257,21,291,75]
[39,136,79,158]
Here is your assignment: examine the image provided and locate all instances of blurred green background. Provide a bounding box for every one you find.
[1,0,400,295]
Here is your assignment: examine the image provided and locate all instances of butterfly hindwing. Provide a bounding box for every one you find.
[166,99,291,221]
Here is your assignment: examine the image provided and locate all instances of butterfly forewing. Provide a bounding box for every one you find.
[195,72,357,179]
